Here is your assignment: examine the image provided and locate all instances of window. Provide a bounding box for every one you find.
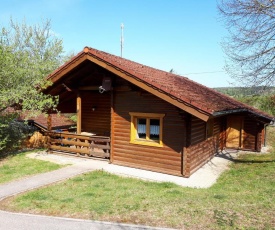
[129,112,165,147]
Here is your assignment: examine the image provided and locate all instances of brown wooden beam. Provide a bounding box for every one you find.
[78,86,99,90]
[77,92,82,134]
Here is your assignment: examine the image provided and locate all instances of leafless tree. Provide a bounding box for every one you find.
[218,0,275,88]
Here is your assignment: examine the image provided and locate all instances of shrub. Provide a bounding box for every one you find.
[0,114,37,157]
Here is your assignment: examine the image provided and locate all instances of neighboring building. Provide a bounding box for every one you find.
[22,113,76,148]
[28,114,76,132]
[1,108,75,149]
[44,47,274,177]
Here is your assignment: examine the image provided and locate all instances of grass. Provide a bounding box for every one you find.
[1,127,275,229]
[0,150,63,184]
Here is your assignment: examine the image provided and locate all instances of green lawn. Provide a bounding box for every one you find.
[0,150,63,184]
[1,128,275,229]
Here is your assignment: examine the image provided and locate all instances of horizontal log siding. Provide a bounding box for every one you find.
[242,117,263,151]
[184,117,221,177]
[219,117,227,150]
[81,91,111,135]
[112,90,185,176]
[213,118,222,136]
[190,116,206,145]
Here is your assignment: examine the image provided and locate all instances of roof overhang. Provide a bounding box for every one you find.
[213,108,274,124]
[47,48,211,121]
[47,47,274,124]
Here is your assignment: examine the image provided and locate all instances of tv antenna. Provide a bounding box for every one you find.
[120,23,124,57]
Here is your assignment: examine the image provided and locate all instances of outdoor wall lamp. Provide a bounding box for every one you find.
[92,106,97,112]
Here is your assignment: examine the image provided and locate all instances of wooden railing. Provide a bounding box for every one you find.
[45,131,110,158]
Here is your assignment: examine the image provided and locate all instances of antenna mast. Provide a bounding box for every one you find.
[120,23,124,57]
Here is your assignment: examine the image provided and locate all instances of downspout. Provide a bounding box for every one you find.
[263,124,268,147]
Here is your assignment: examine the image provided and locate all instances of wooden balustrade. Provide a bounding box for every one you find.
[45,131,110,158]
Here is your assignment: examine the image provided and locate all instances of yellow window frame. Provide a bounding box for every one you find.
[129,112,165,147]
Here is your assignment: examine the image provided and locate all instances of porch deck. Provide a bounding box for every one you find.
[46,131,110,159]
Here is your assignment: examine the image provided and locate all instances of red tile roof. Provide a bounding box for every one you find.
[47,47,274,122]
[18,113,75,131]
[31,114,75,130]
[3,107,76,131]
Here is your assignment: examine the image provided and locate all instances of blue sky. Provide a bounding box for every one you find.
[0,0,235,88]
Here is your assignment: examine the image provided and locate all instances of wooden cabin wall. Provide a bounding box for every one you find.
[261,127,265,147]
[184,117,222,177]
[257,125,263,152]
[242,116,263,151]
[112,87,186,176]
[80,91,111,135]
[219,117,227,150]
[190,116,206,145]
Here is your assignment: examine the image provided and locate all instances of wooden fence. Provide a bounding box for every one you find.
[45,131,110,158]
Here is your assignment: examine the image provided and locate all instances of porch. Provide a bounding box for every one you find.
[46,131,110,159]
[45,74,112,159]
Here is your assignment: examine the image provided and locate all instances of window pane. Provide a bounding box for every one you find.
[137,118,146,139]
[150,119,160,140]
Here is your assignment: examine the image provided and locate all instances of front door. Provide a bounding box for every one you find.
[226,116,243,148]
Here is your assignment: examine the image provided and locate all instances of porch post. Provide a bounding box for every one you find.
[77,91,82,134]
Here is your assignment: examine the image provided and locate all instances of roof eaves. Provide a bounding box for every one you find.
[213,108,274,123]
[248,110,275,123]
[46,50,86,81]
[33,122,47,131]
[213,108,248,117]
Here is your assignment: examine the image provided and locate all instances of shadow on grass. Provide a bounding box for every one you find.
[0,149,43,161]
[216,149,275,164]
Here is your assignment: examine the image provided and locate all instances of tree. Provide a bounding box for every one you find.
[0,18,66,113]
[218,0,275,88]
[0,18,66,154]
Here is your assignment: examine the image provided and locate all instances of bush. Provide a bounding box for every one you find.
[0,114,37,157]
[237,94,275,116]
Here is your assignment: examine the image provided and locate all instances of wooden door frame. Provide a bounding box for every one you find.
[226,116,244,149]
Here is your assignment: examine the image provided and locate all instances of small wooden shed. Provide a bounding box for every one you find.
[44,47,274,177]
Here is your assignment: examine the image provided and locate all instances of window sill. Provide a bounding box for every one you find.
[130,139,163,147]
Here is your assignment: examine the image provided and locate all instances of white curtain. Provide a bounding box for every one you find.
[137,124,159,135]
[150,125,159,135]
[138,124,146,134]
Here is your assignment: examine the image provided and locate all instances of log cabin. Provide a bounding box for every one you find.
[44,47,274,177]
